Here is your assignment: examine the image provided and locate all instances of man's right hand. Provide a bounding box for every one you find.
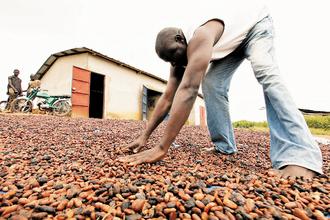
[123,136,147,153]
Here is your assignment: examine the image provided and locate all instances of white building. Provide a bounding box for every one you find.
[35,47,206,126]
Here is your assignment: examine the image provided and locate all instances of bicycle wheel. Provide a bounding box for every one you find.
[53,100,71,116]
[0,101,8,112]
[11,99,33,113]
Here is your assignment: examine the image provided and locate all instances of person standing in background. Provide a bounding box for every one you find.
[26,74,41,97]
[6,69,22,111]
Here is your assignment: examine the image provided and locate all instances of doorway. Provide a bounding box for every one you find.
[89,72,104,118]
[147,89,162,120]
[142,86,162,120]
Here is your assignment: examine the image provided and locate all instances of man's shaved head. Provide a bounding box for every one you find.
[155,27,181,56]
[155,27,188,66]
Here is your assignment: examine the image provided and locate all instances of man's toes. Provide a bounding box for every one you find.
[278,165,316,179]
[119,155,135,162]
[118,157,126,162]
[121,147,131,153]
[118,155,130,161]
[267,169,281,177]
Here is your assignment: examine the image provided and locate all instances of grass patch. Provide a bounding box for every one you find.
[304,115,330,130]
[233,115,330,136]
[233,120,268,129]
[309,128,330,136]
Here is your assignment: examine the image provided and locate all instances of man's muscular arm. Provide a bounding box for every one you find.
[121,20,224,165]
[124,66,184,153]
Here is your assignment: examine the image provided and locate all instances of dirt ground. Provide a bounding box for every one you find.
[0,114,329,219]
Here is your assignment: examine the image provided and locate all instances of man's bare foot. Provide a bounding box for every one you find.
[202,147,236,155]
[119,146,167,165]
[277,165,317,179]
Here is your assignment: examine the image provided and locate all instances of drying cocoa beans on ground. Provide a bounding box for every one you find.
[0,114,329,219]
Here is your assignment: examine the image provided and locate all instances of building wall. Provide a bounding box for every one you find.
[40,52,206,125]
[40,54,88,95]
[86,54,166,120]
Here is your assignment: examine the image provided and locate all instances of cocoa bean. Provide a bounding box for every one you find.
[131,199,145,212]
[292,208,310,220]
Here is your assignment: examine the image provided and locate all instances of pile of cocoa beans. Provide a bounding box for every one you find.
[0,114,329,219]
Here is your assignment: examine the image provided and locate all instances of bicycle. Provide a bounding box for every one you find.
[11,88,71,116]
